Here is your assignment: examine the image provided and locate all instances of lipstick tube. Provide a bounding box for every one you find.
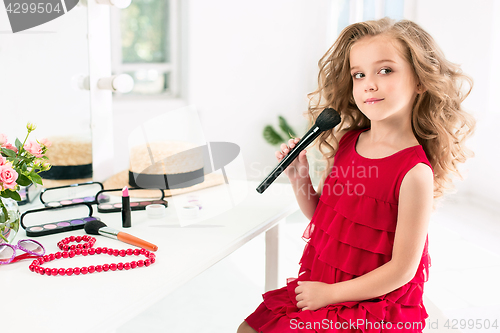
[122,186,131,228]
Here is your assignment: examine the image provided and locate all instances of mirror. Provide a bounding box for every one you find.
[0,2,91,187]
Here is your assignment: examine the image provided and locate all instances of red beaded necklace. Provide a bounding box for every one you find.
[29,235,156,276]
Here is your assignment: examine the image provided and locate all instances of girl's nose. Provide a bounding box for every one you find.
[364,78,377,92]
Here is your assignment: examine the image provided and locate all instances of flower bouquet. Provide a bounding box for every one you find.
[0,123,51,243]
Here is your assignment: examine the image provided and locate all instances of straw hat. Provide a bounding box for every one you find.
[103,141,225,198]
[40,136,93,188]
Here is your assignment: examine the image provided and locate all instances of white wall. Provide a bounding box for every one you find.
[413,0,500,205]
[113,0,332,181]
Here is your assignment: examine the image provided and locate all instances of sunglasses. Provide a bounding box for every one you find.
[0,239,45,264]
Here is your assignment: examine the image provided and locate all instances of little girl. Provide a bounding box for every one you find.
[238,18,475,333]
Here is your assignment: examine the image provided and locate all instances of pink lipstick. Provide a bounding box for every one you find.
[122,186,131,228]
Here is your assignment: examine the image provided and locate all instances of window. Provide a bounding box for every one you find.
[336,0,408,34]
[111,0,179,97]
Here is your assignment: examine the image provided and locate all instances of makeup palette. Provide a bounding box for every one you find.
[40,181,109,207]
[95,188,168,213]
[18,183,42,206]
[21,203,99,237]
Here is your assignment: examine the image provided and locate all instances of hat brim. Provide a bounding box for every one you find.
[103,170,226,198]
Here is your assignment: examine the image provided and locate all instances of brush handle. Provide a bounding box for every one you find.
[117,232,158,252]
[256,126,321,194]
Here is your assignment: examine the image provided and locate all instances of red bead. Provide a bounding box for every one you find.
[65,268,73,276]
[76,243,83,249]
[70,236,75,242]
[49,254,55,261]
[143,250,150,257]
[95,248,102,254]
[39,267,45,275]
[75,248,82,255]
[117,263,123,270]
[29,265,35,272]
[109,263,117,271]
[133,249,140,256]
[70,245,76,251]
[124,262,131,270]
[149,253,155,259]
[113,249,119,256]
[82,249,88,256]
[38,258,44,265]
[144,259,151,267]
[89,248,96,255]
[58,268,65,276]
[55,252,62,259]
[137,260,144,267]
[73,267,80,275]
[95,265,103,272]
[76,236,82,243]
[88,266,95,273]
[81,267,88,275]
[63,245,69,251]
[119,250,126,257]
[43,255,50,262]
[46,268,52,276]
[62,251,69,258]
[51,268,58,276]
[101,247,108,254]
[140,248,146,254]
[150,257,156,264]
[130,261,137,269]
[83,235,89,241]
[126,249,133,255]
[102,264,109,271]
[69,251,76,258]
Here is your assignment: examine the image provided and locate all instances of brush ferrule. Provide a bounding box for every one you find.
[98,227,119,239]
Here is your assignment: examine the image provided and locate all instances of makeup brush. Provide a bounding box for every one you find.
[84,220,158,252]
[256,108,341,193]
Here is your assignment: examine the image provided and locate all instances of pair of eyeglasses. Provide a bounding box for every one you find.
[0,239,45,264]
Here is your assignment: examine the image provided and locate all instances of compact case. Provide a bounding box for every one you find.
[95,188,168,213]
[21,203,100,237]
[39,181,109,208]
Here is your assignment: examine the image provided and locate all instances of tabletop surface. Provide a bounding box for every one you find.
[2,180,297,333]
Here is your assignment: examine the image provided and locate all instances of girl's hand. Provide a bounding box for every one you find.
[275,138,309,182]
[295,281,334,311]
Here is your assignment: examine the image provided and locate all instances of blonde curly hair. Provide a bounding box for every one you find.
[308,18,475,199]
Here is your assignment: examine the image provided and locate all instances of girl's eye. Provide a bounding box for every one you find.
[379,68,392,75]
[352,72,364,79]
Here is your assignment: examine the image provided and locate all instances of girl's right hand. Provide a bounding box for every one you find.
[276,138,310,182]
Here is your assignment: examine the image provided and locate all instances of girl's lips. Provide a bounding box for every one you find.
[364,98,384,104]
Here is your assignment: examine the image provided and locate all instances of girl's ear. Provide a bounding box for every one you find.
[416,82,426,94]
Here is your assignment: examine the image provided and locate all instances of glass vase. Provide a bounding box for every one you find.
[0,198,21,244]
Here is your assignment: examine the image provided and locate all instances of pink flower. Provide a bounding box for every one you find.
[24,140,43,158]
[0,163,18,190]
[39,138,52,148]
[3,143,18,154]
[0,134,7,146]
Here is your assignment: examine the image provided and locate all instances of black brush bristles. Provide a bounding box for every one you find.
[84,219,107,235]
[315,108,341,131]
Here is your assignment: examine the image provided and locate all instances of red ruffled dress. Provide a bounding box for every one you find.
[246,128,432,332]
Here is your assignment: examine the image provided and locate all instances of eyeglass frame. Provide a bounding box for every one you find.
[0,239,46,265]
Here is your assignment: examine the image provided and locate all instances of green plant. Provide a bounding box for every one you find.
[263,116,297,146]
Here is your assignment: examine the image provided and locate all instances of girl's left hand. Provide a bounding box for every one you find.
[295,281,334,311]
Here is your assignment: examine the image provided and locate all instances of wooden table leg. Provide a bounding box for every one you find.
[265,221,281,292]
